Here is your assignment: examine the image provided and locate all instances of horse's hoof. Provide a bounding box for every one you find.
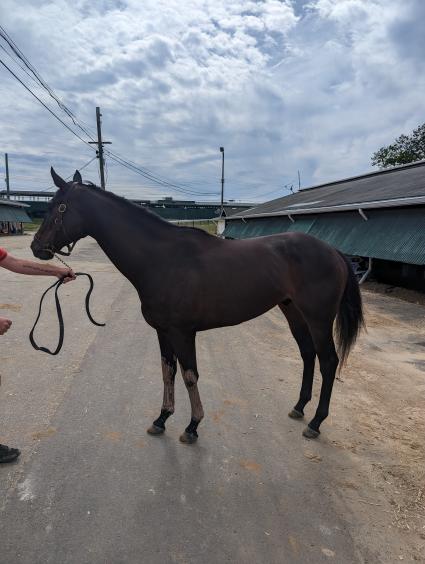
[288,408,304,419]
[147,424,165,436]
[179,431,198,444]
[302,426,320,439]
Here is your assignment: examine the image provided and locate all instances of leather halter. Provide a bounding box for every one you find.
[34,188,77,257]
[52,201,76,256]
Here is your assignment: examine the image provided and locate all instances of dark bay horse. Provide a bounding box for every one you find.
[31,168,364,443]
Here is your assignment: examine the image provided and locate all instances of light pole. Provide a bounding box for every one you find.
[5,153,10,199]
[220,146,224,216]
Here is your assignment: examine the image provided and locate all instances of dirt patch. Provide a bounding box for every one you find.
[104,431,123,442]
[239,460,262,474]
[363,280,425,306]
[31,427,57,440]
[333,288,425,561]
[0,303,22,312]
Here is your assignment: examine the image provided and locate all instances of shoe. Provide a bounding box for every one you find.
[0,444,20,463]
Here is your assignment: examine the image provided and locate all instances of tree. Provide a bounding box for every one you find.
[371,123,425,168]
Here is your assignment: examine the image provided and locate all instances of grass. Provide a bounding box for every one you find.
[24,219,42,232]
[175,220,217,235]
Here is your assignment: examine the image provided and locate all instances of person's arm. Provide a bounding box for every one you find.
[0,254,76,282]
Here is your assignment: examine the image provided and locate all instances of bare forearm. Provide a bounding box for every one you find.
[2,256,60,276]
[13,261,60,276]
[1,254,76,282]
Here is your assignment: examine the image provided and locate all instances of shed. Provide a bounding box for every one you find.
[224,161,425,290]
[0,198,31,232]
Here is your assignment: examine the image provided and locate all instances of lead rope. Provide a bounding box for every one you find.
[29,255,105,355]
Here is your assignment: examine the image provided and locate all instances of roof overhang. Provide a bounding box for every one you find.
[226,195,425,221]
[0,198,30,208]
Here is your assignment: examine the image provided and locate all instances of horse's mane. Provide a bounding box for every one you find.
[82,182,169,224]
[80,181,212,237]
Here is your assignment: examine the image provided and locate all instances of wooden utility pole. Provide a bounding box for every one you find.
[220,146,224,216]
[89,107,111,189]
[5,153,10,199]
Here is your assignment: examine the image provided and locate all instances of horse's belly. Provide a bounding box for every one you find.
[196,284,284,330]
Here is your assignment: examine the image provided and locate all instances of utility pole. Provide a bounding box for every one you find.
[297,169,301,191]
[5,153,10,199]
[220,146,224,216]
[89,107,111,189]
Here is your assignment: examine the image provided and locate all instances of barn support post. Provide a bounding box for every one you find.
[359,257,372,284]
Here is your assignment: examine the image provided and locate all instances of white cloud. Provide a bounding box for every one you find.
[0,0,423,201]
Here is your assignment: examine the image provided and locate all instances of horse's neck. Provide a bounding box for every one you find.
[82,189,171,284]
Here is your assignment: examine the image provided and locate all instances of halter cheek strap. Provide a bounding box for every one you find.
[53,202,77,256]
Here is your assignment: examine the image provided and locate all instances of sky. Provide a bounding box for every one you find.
[0,0,423,202]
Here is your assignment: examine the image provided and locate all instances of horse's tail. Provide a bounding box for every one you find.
[335,252,365,368]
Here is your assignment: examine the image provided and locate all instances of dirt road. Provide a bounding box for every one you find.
[0,235,424,563]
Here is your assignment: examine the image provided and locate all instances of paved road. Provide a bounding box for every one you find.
[0,237,362,563]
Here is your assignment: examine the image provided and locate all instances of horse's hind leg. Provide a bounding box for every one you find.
[279,302,316,420]
[168,329,204,444]
[147,330,177,436]
[302,321,339,439]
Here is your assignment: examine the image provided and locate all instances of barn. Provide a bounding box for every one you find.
[223,160,425,291]
[0,197,31,234]
[0,190,253,222]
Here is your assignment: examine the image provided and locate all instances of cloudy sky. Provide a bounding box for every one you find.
[0,0,423,202]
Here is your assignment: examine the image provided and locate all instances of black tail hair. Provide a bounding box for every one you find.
[335,252,365,367]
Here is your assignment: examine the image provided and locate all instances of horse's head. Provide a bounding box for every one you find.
[31,168,88,260]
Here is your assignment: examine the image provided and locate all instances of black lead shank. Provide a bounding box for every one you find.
[29,272,105,355]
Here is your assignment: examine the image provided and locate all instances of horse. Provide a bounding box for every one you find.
[31,168,364,444]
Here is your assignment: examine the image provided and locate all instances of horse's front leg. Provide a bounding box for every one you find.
[169,329,204,444]
[147,330,177,436]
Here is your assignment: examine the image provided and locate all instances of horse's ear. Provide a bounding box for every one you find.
[73,170,82,184]
[51,167,69,191]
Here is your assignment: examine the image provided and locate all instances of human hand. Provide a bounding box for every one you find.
[56,267,77,283]
[0,317,12,335]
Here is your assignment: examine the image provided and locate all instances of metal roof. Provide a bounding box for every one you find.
[0,198,29,208]
[0,206,31,222]
[228,160,425,220]
[0,190,254,210]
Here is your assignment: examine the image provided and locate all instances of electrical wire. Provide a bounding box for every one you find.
[0,57,96,149]
[0,26,241,199]
[0,47,216,196]
[0,25,222,197]
[0,25,97,141]
[105,151,220,196]
[39,156,97,192]
[105,148,220,192]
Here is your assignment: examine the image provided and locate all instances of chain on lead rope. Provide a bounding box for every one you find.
[55,253,72,270]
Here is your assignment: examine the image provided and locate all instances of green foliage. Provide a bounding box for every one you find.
[371,123,425,168]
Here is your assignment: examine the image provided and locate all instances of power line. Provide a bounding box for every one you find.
[0,26,227,198]
[0,25,97,142]
[0,50,216,196]
[0,57,95,149]
[39,156,97,192]
[0,25,222,197]
[106,148,220,192]
[105,151,220,196]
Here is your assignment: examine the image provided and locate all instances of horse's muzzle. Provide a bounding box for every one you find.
[31,239,53,260]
